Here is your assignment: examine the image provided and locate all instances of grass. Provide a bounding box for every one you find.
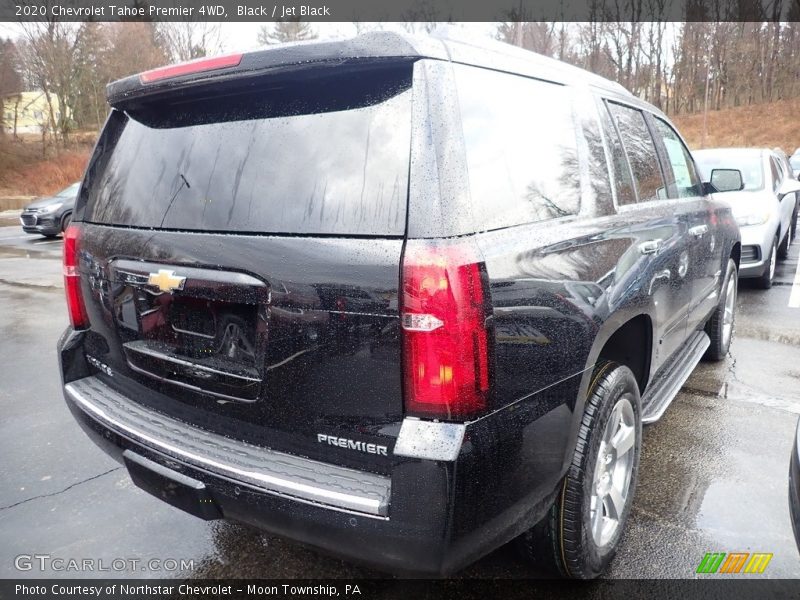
[671,99,800,154]
[0,137,92,198]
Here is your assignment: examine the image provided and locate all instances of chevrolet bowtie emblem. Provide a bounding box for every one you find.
[147,269,186,294]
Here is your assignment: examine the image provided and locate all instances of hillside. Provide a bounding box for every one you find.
[0,135,93,202]
[671,99,800,154]
[0,100,797,206]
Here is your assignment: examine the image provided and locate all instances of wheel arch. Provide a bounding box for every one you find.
[730,241,741,270]
[561,311,654,475]
[60,210,73,231]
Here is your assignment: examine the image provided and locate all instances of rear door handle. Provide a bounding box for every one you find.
[639,239,663,255]
[689,224,709,238]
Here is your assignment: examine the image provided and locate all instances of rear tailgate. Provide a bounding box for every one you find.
[73,61,413,471]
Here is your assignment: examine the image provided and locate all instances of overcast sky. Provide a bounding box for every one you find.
[0,22,498,53]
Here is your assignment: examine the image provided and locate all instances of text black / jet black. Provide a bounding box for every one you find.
[58,31,740,578]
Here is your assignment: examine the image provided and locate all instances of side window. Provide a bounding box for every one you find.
[597,99,636,205]
[769,158,781,192]
[455,65,581,230]
[652,118,702,198]
[607,102,666,203]
[575,94,613,206]
[775,156,789,179]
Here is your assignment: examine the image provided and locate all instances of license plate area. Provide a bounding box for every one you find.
[109,260,269,402]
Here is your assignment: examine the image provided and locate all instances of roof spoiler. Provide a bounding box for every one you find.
[106,32,445,110]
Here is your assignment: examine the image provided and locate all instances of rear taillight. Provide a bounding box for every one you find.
[63,225,88,329]
[139,53,244,84]
[401,240,490,420]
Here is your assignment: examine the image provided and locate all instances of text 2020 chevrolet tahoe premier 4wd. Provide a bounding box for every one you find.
[58,33,740,578]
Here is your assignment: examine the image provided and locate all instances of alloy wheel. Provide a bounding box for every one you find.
[590,395,636,547]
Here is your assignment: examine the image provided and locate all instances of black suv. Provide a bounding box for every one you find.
[59,32,740,578]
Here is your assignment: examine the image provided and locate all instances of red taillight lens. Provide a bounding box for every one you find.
[139,53,244,84]
[63,225,88,329]
[401,240,490,419]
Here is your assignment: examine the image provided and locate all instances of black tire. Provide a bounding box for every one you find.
[60,212,72,233]
[778,216,797,260]
[755,237,778,289]
[703,258,737,361]
[516,361,642,579]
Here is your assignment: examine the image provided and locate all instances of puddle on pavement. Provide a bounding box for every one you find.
[188,521,380,579]
[697,480,782,542]
[0,246,61,259]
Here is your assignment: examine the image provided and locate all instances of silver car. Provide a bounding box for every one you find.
[695,148,800,289]
[791,153,800,180]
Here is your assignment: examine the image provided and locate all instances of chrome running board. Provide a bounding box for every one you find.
[641,331,710,424]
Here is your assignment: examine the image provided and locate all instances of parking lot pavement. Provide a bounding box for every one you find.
[0,225,798,581]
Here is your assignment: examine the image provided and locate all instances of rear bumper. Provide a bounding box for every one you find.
[58,329,572,575]
[65,376,391,517]
[63,375,451,574]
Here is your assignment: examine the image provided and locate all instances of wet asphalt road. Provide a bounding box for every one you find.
[1,224,799,581]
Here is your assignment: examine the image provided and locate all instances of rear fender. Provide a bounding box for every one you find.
[561,307,655,475]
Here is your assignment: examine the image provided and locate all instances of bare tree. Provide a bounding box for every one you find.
[157,22,222,61]
[497,22,558,55]
[257,20,318,45]
[0,38,23,138]
[18,15,83,144]
[71,22,168,130]
[401,0,447,33]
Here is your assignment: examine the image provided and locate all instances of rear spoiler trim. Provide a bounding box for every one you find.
[106,33,446,109]
[107,55,420,110]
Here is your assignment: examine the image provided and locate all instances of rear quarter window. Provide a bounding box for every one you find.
[454,65,581,231]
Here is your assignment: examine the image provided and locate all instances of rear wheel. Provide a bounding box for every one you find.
[755,237,778,289]
[517,361,641,579]
[703,258,737,361]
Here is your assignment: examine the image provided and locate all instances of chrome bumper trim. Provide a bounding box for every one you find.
[393,417,465,461]
[65,376,391,518]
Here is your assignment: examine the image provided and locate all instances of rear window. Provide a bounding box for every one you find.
[81,65,413,236]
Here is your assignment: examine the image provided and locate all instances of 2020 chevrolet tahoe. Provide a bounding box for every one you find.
[58,32,740,578]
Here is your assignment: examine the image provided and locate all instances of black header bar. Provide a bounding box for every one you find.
[1,0,797,22]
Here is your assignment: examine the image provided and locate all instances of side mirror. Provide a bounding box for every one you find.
[709,168,744,193]
[778,178,800,199]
